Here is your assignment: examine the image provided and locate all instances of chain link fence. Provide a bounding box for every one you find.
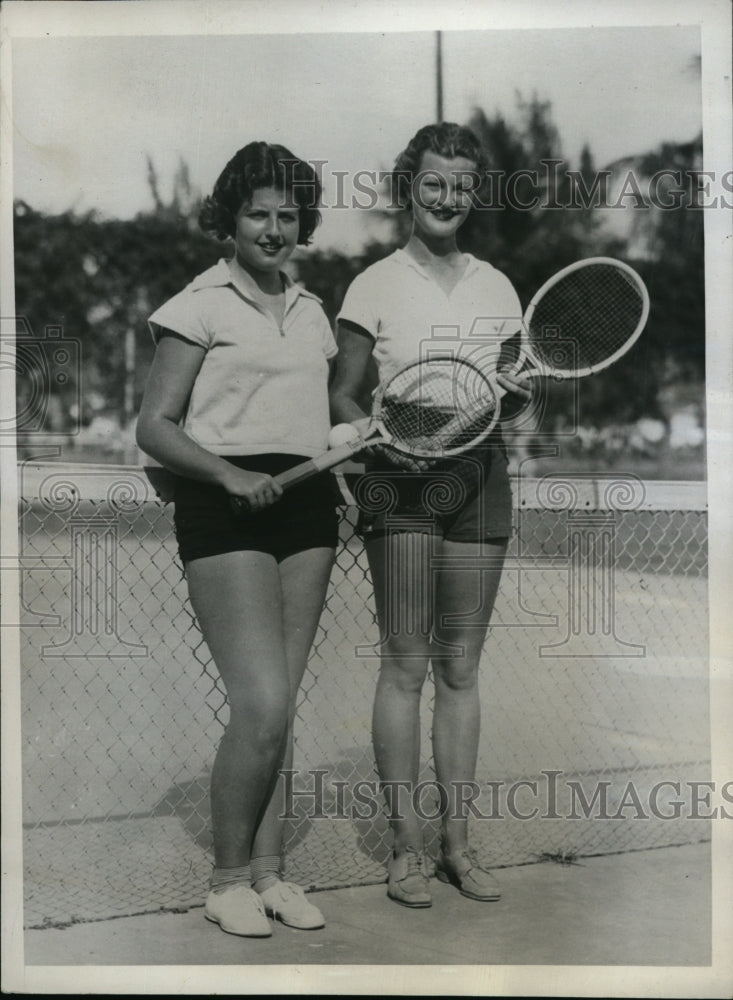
[17,463,709,929]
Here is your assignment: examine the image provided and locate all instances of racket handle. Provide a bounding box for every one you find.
[275,437,367,490]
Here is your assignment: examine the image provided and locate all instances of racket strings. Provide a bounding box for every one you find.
[379,360,498,456]
[528,263,646,373]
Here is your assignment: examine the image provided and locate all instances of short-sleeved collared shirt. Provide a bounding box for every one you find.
[336,249,522,384]
[148,258,337,457]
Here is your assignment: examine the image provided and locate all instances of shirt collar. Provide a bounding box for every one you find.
[189,257,322,308]
[393,247,481,282]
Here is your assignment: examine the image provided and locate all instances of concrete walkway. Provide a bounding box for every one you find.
[15,841,724,995]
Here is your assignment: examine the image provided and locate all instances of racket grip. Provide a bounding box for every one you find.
[275,437,367,490]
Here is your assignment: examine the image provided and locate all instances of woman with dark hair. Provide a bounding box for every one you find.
[137,141,337,937]
[330,123,530,909]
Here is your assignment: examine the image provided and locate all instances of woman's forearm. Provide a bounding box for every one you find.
[136,417,239,490]
[329,390,368,426]
[329,324,375,426]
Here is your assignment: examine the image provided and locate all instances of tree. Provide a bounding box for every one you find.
[461,99,704,431]
[13,161,221,437]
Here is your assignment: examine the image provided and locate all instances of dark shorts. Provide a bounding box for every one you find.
[353,432,513,544]
[173,454,340,564]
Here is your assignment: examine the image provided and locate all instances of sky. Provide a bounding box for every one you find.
[10,24,703,253]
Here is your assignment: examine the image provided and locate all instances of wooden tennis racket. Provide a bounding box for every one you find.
[255,355,501,497]
[505,255,649,395]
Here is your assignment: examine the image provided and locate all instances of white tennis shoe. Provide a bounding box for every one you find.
[257,880,325,929]
[204,883,272,937]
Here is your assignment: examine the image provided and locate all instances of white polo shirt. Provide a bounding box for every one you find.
[148,258,337,457]
[337,249,522,384]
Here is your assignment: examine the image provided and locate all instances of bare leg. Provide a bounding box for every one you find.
[431,538,507,852]
[367,532,433,853]
[250,546,335,861]
[186,551,290,869]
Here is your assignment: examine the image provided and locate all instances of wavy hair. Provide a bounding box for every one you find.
[198,141,321,244]
[391,122,489,210]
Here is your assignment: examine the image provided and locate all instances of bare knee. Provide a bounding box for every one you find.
[378,644,430,695]
[432,653,480,693]
[226,676,290,747]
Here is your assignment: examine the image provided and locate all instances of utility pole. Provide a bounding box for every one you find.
[436,31,443,122]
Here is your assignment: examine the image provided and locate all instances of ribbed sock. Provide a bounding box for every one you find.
[210,864,252,894]
[250,855,281,893]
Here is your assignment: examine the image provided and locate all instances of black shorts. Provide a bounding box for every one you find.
[353,432,513,544]
[173,454,340,564]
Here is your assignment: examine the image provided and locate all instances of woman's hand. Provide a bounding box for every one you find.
[344,410,434,471]
[348,417,372,439]
[496,369,532,401]
[495,368,532,423]
[224,467,283,513]
[371,442,435,472]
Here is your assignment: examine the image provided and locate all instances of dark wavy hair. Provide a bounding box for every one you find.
[391,122,489,210]
[198,141,322,244]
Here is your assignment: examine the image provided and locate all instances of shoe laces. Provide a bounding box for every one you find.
[403,846,427,877]
[444,845,482,872]
[216,882,266,913]
[266,879,306,904]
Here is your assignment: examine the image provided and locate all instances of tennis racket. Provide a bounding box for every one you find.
[499,256,649,407]
[246,355,501,499]
[145,358,495,509]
